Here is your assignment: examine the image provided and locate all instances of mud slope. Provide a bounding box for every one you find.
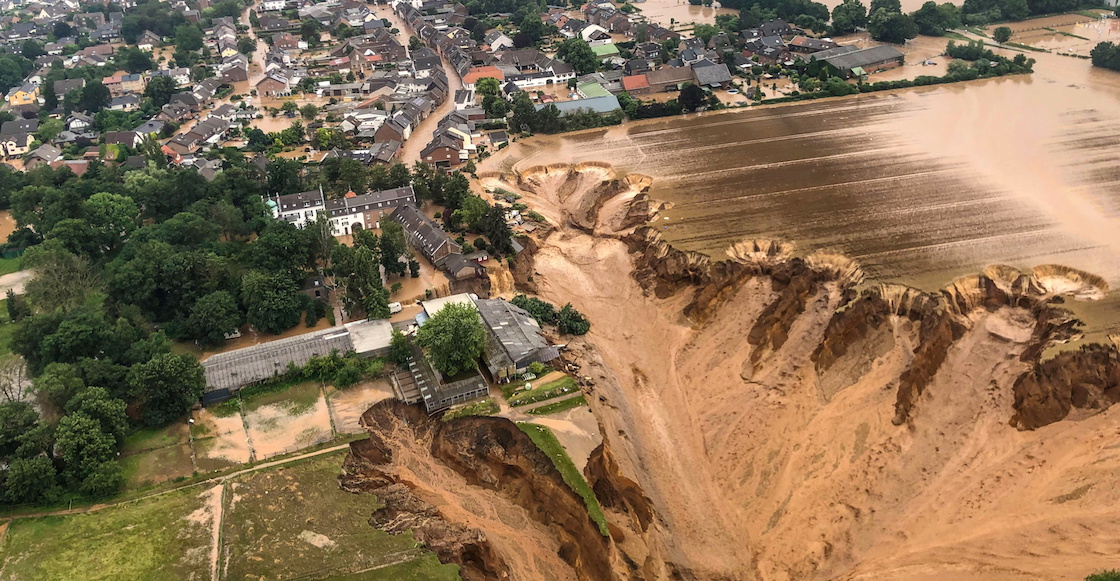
[340,401,625,581]
[479,162,1120,581]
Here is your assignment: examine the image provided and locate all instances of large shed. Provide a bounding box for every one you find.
[474,298,562,382]
[202,328,354,393]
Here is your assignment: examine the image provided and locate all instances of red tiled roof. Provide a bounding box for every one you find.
[621,74,650,91]
[462,66,505,85]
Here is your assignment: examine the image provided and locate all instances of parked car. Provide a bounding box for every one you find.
[388,302,402,314]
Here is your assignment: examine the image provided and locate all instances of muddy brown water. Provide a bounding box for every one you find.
[490,51,1120,348]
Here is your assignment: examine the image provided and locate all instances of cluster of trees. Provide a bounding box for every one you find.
[0,150,368,505]
[476,77,510,119]
[510,294,591,335]
[315,157,412,198]
[555,38,599,76]
[1091,42,1120,72]
[961,0,1093,23]
[411,163,515,255]
[330,221,408,318]
[121,0,188,44]
[0,53,33,95]
[258,349,384,391]
[509,92,624,135]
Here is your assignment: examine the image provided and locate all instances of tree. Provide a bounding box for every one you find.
[379,220,408,276]
[1091,42,1120,72]
[409,36,422,51]
[4,456,59,504]
[408,259,420,277]
[21,39,45,59]
[911,1,960,36]
[65,386,128,445]
[555,38,598,75]
[144,75,178,107]
[55,412,116,483]
[451,195,489,232]
[242,270,304,335]
[831,0,868,34]
[127,352,205,425]
[237,36,256,56]
[77,82,111,113]
[416,302,485,377]
[35,118,63,143]
[299,103,319,120]
[992,26,1012,43]
[42,80,58,111]
[84,192,140,253]
[1086,571,1120,581]
[174,24,204,51]
[558,303,591,335]
[868,8,918,43]
[511,294,558,325]
[679,83,706,112]
[389,328,411,364]
[33,362,86,412]
[184,290,242,346]
[281,100,298,115]
[476,76,501,97]
[870,0,902,12]
[692,24,719,43]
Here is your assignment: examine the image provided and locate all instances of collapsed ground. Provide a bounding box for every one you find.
[339,161,1120,580]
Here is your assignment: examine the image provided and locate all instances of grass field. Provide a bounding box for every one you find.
[222,452,459,581]
[118,421,196,490]
[0,486,214,580]
[508,376,580,407]
[0,257,21,277]
[526,395,587,416]
[517,423,609,536]
[442,398,499,421]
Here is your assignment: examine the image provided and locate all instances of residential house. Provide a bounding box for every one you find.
[110,94,142,111]
[271,188,326,229]
[5,83,39,107]
[256,72,292,96]
[634,41,662,60]
[483,30,513,51]
[324,185,418,234]
[789,35,838,54]
[818,45,905,77]
[643,66,691,92]
[621,73,651,95]
[66,113,94,132]
[691,59,733,89]
[53,78,85,98]
[390,204,461,263]
[138,30,161,51]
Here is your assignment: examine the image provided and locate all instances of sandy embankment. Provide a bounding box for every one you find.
[472,162,1120,580]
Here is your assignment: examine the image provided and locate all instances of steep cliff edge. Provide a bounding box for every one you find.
[340,400,625,581]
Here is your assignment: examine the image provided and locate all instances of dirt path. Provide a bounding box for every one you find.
[5,443,352,522]
[0,270,32,296]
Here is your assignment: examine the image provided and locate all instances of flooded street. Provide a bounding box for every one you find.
[487,51,1120,346]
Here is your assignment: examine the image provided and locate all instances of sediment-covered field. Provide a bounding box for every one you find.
[345,159,1120,580]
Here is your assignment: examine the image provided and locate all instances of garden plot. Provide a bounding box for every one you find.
[190,407,251,472]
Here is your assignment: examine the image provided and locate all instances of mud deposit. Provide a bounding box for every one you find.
[486,52,1120,347]
[399,162,1120,581]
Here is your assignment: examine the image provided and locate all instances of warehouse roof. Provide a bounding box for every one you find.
[820,45,904,72]
[202,327,354,391]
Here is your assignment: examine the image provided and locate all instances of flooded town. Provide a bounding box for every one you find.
[0,0,1119,577]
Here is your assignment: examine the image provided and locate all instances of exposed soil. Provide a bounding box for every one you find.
[326,380,395,434]
[453,162,1120,580]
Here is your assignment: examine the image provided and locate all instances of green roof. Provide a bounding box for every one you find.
[591,44,620,57]
[577,82,611,98]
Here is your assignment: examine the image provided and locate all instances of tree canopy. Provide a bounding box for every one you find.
[417,302,485,377]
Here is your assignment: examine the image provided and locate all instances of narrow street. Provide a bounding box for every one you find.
[373,5,464,165]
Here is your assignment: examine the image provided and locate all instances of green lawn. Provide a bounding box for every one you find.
[526,395,587,416]
[442,398,500,421]
[241,380,322,415]
[222,451,459,581]
[517,423,609,536]
[0,257,21,277]
[508,376,580,407]
[325,555,460,580]
[0,486,214,581]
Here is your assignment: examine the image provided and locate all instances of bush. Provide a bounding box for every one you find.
[558,303,590,335]
[511,294,558,325]
[528,361,546,375]
[333,364,362,388]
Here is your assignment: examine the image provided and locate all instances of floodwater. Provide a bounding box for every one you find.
[489,48,1120,347]
[634,0,736,27]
